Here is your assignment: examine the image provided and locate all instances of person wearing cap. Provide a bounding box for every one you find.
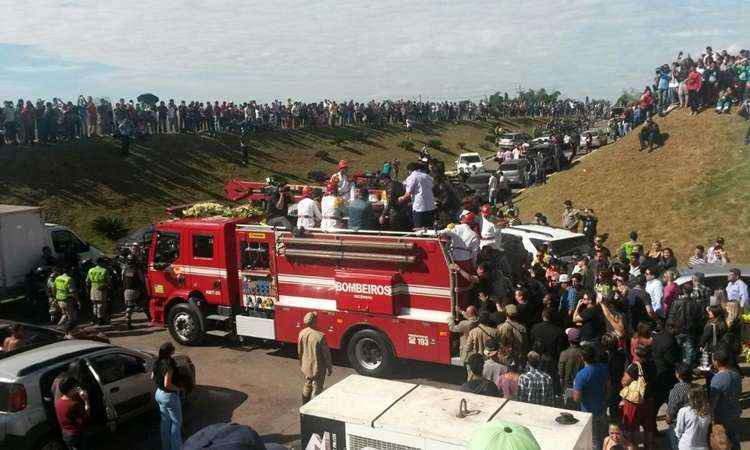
[329,160,352,202]
[398,162,436,229]
[562,200,580,233]
[295,186,322,230]
[461,353,501,397]
[464,311,498,378]
[559,327,584,408]
[725,268,748,310]
[449,305,478,366]
[440,213,480,270]
[298,312,332,404]
[320,183,343,230]
[497,304,527,360]
[478,204,501,250]
[86,257,111,326]
[517,351,554,406]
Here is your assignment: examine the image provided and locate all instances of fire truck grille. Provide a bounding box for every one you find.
[348,434,420,450]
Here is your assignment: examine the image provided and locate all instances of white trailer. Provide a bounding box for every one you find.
[300,375,592,450]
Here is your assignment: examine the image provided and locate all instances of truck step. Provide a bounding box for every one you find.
[206,314,232,322]
[206,330,233,338]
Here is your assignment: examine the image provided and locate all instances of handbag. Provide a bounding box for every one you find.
[619,362,646,404]
[709,422,731,450]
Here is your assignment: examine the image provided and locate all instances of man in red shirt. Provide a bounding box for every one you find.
[54,376,90,449]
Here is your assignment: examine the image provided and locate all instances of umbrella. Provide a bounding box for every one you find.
[137,93,159,106]
[468,421,541,450]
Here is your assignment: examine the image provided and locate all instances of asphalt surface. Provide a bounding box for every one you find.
[98,313,466,449]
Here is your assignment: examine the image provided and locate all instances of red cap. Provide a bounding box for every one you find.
[338,160,349,170]
[461,212,476,224]
[480,204,492,216]
[301,186,313,197]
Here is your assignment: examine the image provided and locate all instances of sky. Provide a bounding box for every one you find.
[1,0,748,103]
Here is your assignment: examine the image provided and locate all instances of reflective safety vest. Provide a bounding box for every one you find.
[87,265,108,290]
[54,274,73,301]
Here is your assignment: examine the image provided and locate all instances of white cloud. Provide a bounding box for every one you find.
[0,0,748,101]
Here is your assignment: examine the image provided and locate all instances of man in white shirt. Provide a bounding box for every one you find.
[320,183,343,230]
[399,162,436,229]
[644,268,664,319]
[296,186,321,229]
[439,213,480,269]
[329,160,352,202]
[726,268,749,310]
[478,204,501,250]
[488,171,498,206]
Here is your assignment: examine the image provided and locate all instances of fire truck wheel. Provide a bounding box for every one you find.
[347,329,395,377]
[167,303,205,345]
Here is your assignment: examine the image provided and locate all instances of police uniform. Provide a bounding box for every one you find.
[86,264,110,324]
[53,273,76,327]
[122,262,148,328]
[296,197,322,229]
[320,195,343,230]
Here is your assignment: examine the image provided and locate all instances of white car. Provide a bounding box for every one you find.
[500,224,591,269]
[579,129,609,149]
[497,132,531,149]
[529,136,552,150]
[674,264,750,305]
[0,323,195,450]
[455,152,485,175]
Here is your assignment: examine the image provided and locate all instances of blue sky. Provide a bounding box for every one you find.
[1,0,748,102]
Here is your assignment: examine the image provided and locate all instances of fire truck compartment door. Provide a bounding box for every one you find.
[334,271,398,315]
[235,315,276,340]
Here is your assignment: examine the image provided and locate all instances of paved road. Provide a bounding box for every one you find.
[100,314,465,449]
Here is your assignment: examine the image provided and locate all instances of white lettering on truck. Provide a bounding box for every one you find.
[335,281,392,296]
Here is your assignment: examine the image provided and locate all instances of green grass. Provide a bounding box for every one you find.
[516,109,750,262]
[0,118,543,252]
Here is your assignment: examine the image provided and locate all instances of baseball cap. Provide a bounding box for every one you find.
[558,274,570,283]
[565,327,581,343]
[183,423,288,450]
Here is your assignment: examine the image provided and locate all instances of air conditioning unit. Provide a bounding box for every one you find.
[300,375,592,450]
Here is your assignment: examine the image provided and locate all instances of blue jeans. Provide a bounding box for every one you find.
[667,425,678,450]
[155,389,182,450]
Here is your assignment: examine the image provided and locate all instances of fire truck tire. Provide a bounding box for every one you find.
[346,329,395,377]
[167,303,205,345]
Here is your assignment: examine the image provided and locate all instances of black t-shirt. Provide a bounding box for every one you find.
[579,305,606,342]
[266,190,289,218]
[628,289,650,330]
[461,378,501,397]
[153,358,177,392]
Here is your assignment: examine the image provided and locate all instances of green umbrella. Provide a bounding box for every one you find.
[468,421,541,450]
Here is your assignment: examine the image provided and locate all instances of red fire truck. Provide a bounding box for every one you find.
[146,214,471,376]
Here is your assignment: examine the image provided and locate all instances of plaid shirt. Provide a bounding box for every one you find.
[666,381,692,421]
[517,367,554,406]
[691,283,712,312]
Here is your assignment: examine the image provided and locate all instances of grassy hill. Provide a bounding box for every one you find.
[0,118,542,252]
[516,109,750,262]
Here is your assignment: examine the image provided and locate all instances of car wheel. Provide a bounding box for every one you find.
[35,436,66,450]
[167,303,205,345]
[346,329,395,377]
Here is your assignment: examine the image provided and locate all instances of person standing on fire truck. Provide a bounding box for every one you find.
[439,213,480,271]
[329,160,352,202]
[298,312,333,404]
[320,182,344,230]
[479,204,502,250]
[399,162,436,229]
[296,186,322,229]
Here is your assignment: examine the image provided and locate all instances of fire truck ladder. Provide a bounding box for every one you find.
[276,235,419,264]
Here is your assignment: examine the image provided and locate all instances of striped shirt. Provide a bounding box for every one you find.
[667,381,692,421]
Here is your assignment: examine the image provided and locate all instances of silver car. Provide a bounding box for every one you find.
[499,159,531,187]
[675,264,750,304]
[0,323,195,450]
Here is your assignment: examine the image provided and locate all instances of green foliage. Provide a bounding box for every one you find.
[616,88,640,106]
[91,216,128,240]
[398,140,415,152]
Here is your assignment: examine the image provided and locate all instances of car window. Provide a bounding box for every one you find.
[89,353,145,384]
[704,275,727,292]
[51,230,86,254]
[154,232,180,264]
[501,163,519,170]
[462,155,481,163]
[192,234,214,259]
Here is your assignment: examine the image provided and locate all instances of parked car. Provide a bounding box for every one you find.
[579,129,609,149]
[497,132,530,149]
[0,322,195,450]
[675,264,750,304]
[455,152,486,175]
[500,224,591,269]
[498,159,532,187]
[529,136,552,150]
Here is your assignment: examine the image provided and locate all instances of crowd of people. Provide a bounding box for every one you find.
[607,45,750,145]
[0,92,613,148]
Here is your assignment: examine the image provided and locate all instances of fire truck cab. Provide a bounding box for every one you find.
[147,217,470,376]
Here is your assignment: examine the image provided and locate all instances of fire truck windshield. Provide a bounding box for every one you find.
[154,232,180,265]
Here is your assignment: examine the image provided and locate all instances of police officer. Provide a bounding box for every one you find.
[86,257,110,326]
[122,254,149,329]
[53,266,77,329]
[47,267,60,325]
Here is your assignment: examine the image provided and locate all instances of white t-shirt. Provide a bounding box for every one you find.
[440,224,479,262]
[296,198,321,229]
[404,170,435,212]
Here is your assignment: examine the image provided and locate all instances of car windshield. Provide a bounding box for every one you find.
[0,323,65,360]
[461,155,481,163]
[531,237,591,257]
[501,163,520,170]
[500,133,519,140]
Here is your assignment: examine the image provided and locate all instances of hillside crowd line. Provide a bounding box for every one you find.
[0,94,610,146]
[608,46,750,144]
